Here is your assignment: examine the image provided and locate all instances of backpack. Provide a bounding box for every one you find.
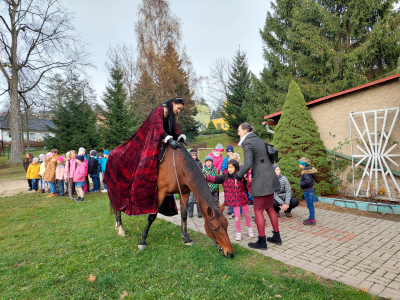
[265,142,279,163]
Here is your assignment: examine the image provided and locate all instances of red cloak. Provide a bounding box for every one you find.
[104,106,178,216]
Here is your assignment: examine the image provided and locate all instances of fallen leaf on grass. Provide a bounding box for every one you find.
[120,291,128,299]
[360,288,369,292]
[39,263,44,265]
[275,295,282,298]
[32,225,35,227]
[88,274,96,282]
[12,262,24,267]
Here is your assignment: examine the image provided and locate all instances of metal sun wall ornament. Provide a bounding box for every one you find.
[349,108,400,201]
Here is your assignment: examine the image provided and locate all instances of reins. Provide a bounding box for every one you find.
[172,148,220,246]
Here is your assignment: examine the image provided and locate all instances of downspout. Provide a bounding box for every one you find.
[265,124,400,178]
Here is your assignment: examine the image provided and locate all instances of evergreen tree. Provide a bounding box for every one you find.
[252,0,400,120]
[273,81,331,198]
[45,72,100,152]
[102,59,137,149]
[45,94,100,152]
[223,49,252,138]
[206,121,216,131]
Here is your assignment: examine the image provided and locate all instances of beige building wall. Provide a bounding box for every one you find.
[308,79,400,199]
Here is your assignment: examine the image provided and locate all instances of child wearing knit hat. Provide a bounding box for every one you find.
[207,143,224,174]
[299,157,318,225]
[38,154,47,193]
[100,150,110,193]
[73,155,88,202]
[187,148,203,218]
[202,156,220,209]
[26,157,41,193]
[55,156,65,196]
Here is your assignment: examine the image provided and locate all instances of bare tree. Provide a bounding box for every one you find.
[207,58,230,107]
[106,44,139,101]
[0,0,89,163]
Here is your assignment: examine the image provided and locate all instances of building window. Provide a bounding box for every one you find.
[223,123,226,129]
[217,124,221,130]
[29,133,35,140]
[8,132,11,138]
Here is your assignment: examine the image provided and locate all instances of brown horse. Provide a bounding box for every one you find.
[111,145,234,257]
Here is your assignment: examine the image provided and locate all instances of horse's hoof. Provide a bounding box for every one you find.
[185,241,194,246]
[138,244,147,250]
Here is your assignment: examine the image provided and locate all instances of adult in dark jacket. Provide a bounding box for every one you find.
[272,164,299,217]
[236,122,281,250]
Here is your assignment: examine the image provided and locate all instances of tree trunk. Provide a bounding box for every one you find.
[7,1,21,164]
[25,110,30,148]
[19,110,25,154]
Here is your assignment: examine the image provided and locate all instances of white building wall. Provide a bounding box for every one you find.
[0,129,54,142]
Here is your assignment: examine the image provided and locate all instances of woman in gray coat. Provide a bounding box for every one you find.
[236,122,281,250]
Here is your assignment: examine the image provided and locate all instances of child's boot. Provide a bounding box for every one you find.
[267,231,282,245]
[248,236,267,250]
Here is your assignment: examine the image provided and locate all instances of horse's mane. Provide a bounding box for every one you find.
[177,146,221,216]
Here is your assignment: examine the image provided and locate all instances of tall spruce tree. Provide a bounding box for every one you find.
[102,59,137,149]
[251,0,400,120]
[45,75,100,152]
[223,49,252,138]
[273,81,331,198]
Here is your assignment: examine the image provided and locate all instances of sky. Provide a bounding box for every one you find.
[64,0,272,106]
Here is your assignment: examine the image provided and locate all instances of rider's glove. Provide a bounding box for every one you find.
[177,134,187,146]
[168,138,180,149]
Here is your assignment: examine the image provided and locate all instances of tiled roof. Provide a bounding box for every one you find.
[0,116,54,131]
[263,74,400,123]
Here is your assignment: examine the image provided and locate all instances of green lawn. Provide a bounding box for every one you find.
[0,192,378,299]
[0,150,45,180]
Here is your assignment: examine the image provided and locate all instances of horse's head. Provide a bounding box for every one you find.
[204,203,234,258]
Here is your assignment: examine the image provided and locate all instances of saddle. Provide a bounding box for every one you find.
[157,144,168,165]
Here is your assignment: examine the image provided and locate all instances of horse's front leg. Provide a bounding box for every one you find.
[115,210,125,237]
[138,213,157,250]
[180,192,193,246]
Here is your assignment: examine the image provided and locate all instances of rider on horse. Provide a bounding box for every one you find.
[104,97,187,216]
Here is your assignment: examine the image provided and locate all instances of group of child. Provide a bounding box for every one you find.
[188,144,254,241]
[187,143,319,242]
[24,148,110,203]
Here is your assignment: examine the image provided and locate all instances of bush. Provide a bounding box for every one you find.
[273,81,332,198]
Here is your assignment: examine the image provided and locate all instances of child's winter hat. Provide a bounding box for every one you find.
[215,143,224,151]
[76,155,85,162]
[103,150,110,155]
[33,157,39,163]
[39,154,46,160]
[299,157,311,166]
[57,156,64,162]
[189,148,197,154]
[46,152,54,158]
[205,156,213,163]
[90,150,97,157]
[272,164,279,170]
[78,147,86,155]
[226,145,234,153]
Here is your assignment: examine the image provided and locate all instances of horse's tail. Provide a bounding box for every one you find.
[110,202,118,215]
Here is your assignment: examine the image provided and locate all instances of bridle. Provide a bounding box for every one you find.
[172,147,223,252]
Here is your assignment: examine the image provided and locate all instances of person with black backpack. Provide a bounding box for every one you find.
[88,150,100,193]
[236,122,281,250]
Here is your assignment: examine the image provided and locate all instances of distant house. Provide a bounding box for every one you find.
[211,118,228,130]
[0,116,55,143]
[194,104,210,131]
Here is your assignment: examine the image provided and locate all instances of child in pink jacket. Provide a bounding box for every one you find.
[207,143,224,174]
[73,155,88,202]
[55,156,65,196]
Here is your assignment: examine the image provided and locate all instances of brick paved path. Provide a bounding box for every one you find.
[158,194,400,300]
